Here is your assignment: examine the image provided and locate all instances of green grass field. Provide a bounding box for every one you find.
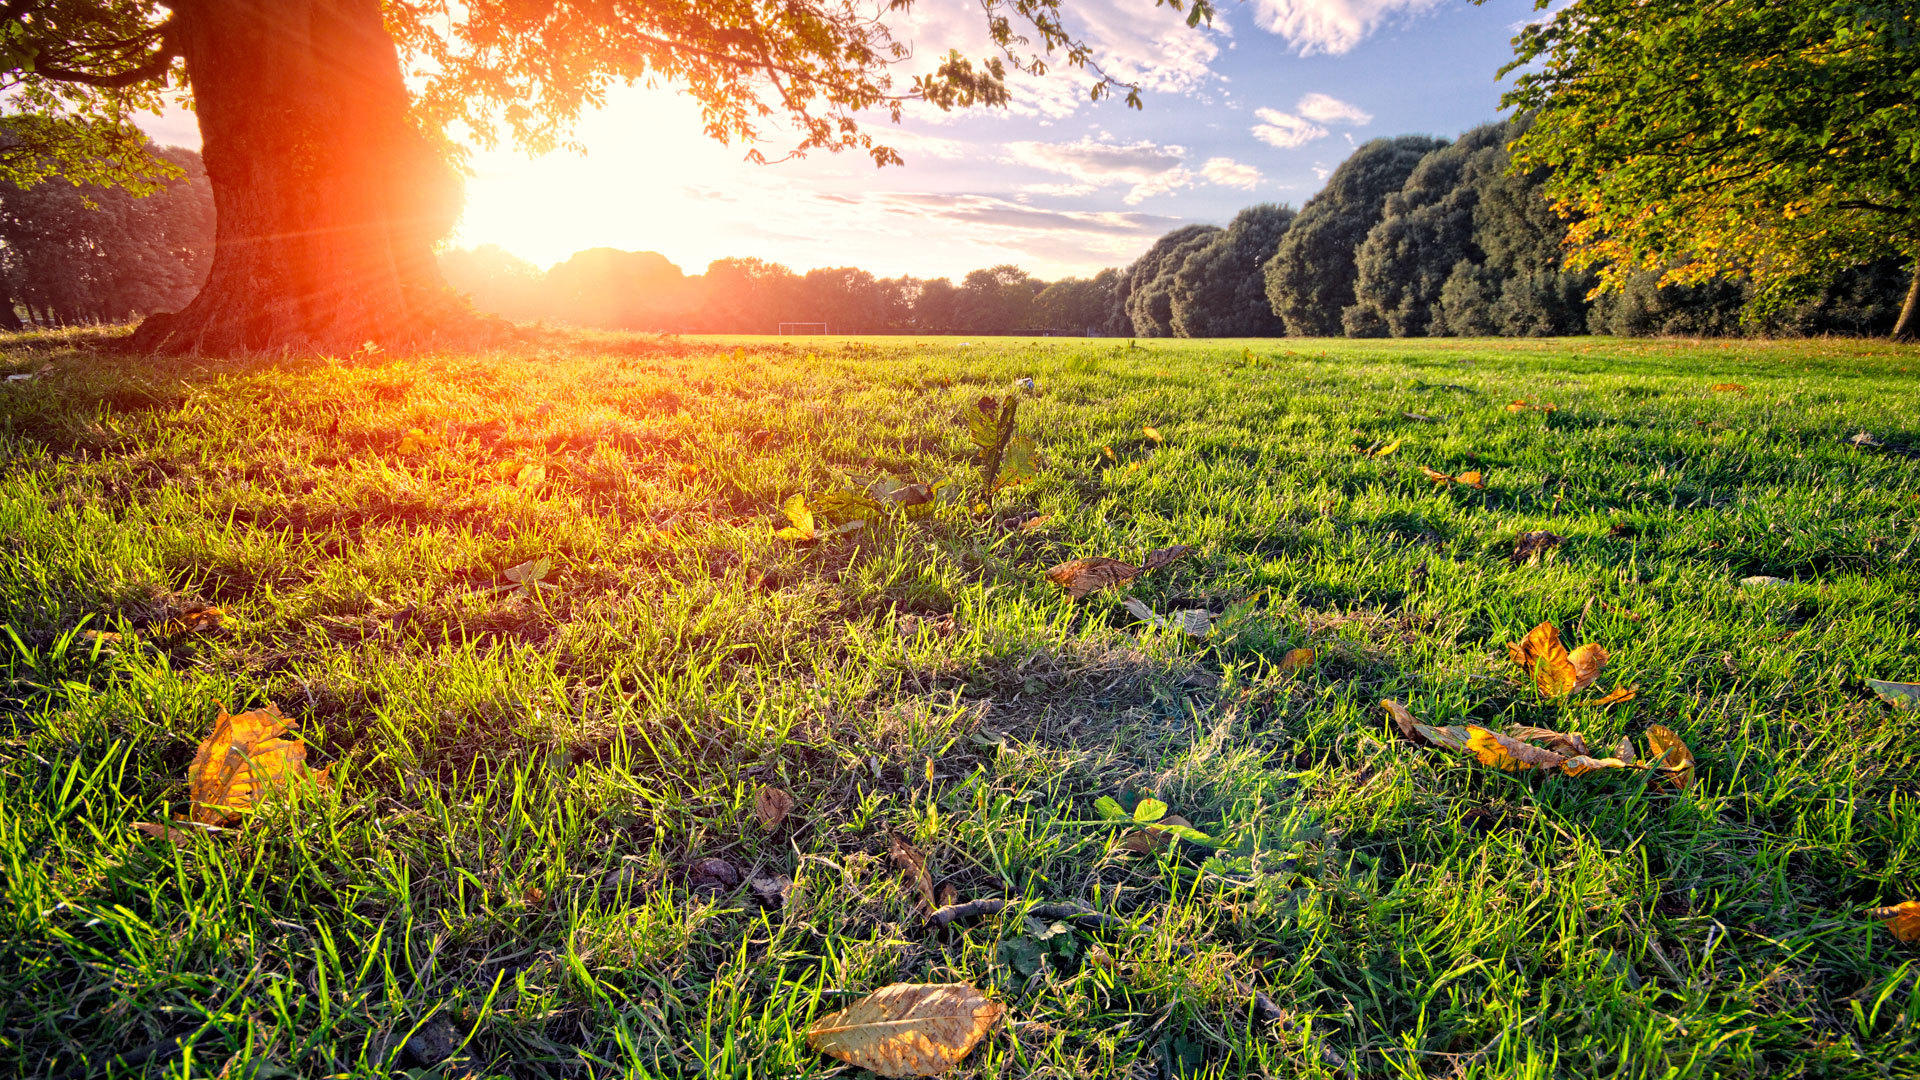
[3,329,1920,1079]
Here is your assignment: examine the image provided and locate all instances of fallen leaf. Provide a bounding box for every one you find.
[1382,700,1473,752]
[1505,724,1589,757]
[1871,902,1920,942]
[397,428,442,454]
[1848,432,1884,448]
[1102,445,1117,462]
[1456,471,1485,489]
[1868,679,1920,710]
[1119,813,1194,854]
[1175,609,1213,638]
[749,873,794,909]
[1505,400,1531,413]
[890,836,937,911]
[1466,726,1568,772]
[1277,647,1314,674]
[504,558,555,597]
[132,820,205,845]
[1507,622,1608,698]
[1709,383,1748,393]
[1142,544,1191,574]
[1740,575,1785,587]
[494,459,525,482]
[755,786,795,831]
[806,983,1004,1077]
[1046,557,1141,600]
[1143,426,1163,444]
[515,462,547,489]
[1121,596,1163,627]
[82,629,123,645]
[1579,685,1639,708]
[1645,725,1695,789]
[689,857,739,894]
[1509,531,1566,564]
[1420,466,1451,486]
[1017,513,1052,532]
[187,703,329,825]
[154,606,225,638]
[1359,437,1403,459]
[775,493,817,542]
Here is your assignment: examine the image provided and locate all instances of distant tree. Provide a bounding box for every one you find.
[911,277,962,331]
[3,0,1211,353]
[1585,270,1747,338]
[0,142,211,327]
[698,257,803,332]
[1500,0,1920,339]
[1123,223,1220,337]
[439,245,546,323]
[544,248,693,330]
[956,265,1039,333]
[1350,124,1507,337]
[1169,204,1293,337]
[1035,271,1119,334]
[1264,136,1442,336]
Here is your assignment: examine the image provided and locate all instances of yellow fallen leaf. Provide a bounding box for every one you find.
[1645,725,1695,789]
[807,983,1003,1077]
[1709,383,1748,393]
[397,428,443,454]
[1507,622,1608,698]
[1143,426,1163,444]
[1358,437,1403,459]
[187,703,329,825]
[153,606,224,638]
[775,493,817,542]
[1579,685,1639,708]
[494,459,525,482]
[1456,470,1485,489]
[1277,647,1314,674]
[515,462,547,489]
[1871,901,1920,941]
[890,836,936,912]
[1466,726,1568,771]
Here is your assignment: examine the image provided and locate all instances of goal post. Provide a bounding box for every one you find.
[778,322,829,335]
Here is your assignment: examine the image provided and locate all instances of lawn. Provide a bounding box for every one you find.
[3,329,1919,1079]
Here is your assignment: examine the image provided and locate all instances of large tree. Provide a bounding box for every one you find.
[1499,0,1920,339]
[1123,222,1219,337]
[1262,135,1441,337]
[1168,203,1293,337]
[2,0,1213,353]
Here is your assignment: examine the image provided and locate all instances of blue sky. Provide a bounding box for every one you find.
[141,0,1543,281]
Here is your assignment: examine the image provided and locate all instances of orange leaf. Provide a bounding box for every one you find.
[1420,466,1452,486]
[1456,471,1485,489]
[806,983,1004,1077]
[1709,383,1748,393]
[1645,725,1695,790]
[1277,647,1314,674]
[1465,726,1567,771]
[187,703,329,825]
[1507,622,1608,698]
[1872,901,1920,941]
[1382,700,1473,752]
[755,786,795,831]
[1142,544,1191,574]
[1579,685,1639,708]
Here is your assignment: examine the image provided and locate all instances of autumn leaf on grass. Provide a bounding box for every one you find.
[1357,437,1403,459]
[1506,400,1558,414]
[1422,466,1485,489]
[1142,544,1191,574]
[504,558,556,598]
[774,493,817,542]
[1277,647,1314,675]
[185,703,329,826]
[1867,679,1920,711]
[1505,725,1589,757]
[1871,902,1920,942]
[1509,531,1566,564]
[1143,426,1163,444]
[1016,513,1052,533]
[1382,700,1473,752]
[1046,557,1140,599]
[1645,725,1695,789]
[1507,622,1608,699]
[153,606,225,638]
[1709,383,1749,393]
[889,836,937,911]
[754,786,795,831]
[514,462,547,489]
[1466,727,1571,772]
[1576,685,1640,708]
[807,982,1004,1077]
[396,428,442,454]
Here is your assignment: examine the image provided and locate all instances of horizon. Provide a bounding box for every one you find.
[137,0,1537,281]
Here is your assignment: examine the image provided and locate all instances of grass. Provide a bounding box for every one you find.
[2,328,1919,1079]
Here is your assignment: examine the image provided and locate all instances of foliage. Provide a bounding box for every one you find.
[1168,204,1294,337]
[1121,223,1220,337]
[1500,0,1920,322]
[1263,136,1443,336]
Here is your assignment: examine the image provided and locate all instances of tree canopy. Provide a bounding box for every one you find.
[1500,0,1920,336]
[1169,203,1293,337]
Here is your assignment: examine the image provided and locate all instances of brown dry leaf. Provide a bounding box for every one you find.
[133,820,205,846]
[156,606,225,638]
[1509,531,1566,564]
[1506,400,1531,413]
[1017,513,1052,533]
[1615,735,1637,764]
[1558,754,1637,777]
[1046,557,1141,599]
[1580,685,1640,708]
[890,836,937,911]
[806,982,1004,1077]
[1465,726,1567,772]
[755,786,795,831]
[1420,466,1452,486]
[1277,647,1314,675]
[1871,902,1920,942]
[1505,725,1590,757]
[1645,725,1695,790]
[1119,813,1193,854]
[1382,700,1473,752]
[1506,621,1608,698]
[1142,544,1192,574]
[1709,383,1749,393]
[187,703,329,825]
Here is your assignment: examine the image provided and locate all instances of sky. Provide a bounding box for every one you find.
[139,0,1544,282]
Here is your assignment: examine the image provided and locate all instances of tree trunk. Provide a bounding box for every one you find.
[133,0,486,354]
[1895,261,1920,342]
[0,286,21,332]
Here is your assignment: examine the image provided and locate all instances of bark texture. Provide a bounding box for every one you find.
[133,0,482,354]
[1895,262,1920,342]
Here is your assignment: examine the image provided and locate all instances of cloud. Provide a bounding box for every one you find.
[1251,91,1371,149]
[1005,136,1195,204]
[1252,108,1329,149]
[865,192,1180,236]
[1200,157,1261,189]
[1295,92,1372,125]
[1249,0,1446,55]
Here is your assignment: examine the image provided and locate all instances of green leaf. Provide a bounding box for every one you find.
[1132,797,1168,824]
[1092,796,1128,821]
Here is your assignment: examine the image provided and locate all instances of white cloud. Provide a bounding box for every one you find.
[1252,108,1329,149]
[1005,136,1196,204]
[1250,91,1371,149]
[1201,157,1261,189]
[1249,0,1446,56]
[1296,92,1372,125]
